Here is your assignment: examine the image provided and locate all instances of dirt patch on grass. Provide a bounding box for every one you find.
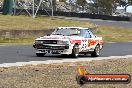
[0,30,54,38]
[0,58,131,88]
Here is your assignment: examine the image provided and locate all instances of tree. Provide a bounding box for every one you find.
[58,0,66,2]
[117,0,132,11]
[77,0,86,10]
[128,0,132,4]
[77,0,86,6]
[3,0,13,15]
[87,0,118,15]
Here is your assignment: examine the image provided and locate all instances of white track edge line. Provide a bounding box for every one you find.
[0,55,132,67]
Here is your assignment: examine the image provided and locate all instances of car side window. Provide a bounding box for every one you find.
[80,29,85,37]
[80,29,91,38]
[85,30,91,38]
[88,30,95,38]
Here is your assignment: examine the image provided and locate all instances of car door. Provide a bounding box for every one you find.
[87,29,97,49]
[80,29,89,51]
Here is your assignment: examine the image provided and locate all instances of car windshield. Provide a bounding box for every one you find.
[52,28,79,36]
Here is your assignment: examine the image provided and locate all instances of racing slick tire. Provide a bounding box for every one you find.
[70,45,79,58]
[91,44,100,57]
[36,53,46,57]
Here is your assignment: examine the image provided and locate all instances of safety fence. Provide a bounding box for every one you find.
[0,9,131,21]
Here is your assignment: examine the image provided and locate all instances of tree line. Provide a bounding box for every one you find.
[57,0,132,15]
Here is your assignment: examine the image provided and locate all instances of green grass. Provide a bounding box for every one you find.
[1,25,132,44]
[0,15,132,44]
[97,26,132,42]
[0,15,93,44]
[0,38,35,45]
[0,15,94,30]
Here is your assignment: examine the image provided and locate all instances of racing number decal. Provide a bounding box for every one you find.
[88,39,96,47]
[82,39,87,48]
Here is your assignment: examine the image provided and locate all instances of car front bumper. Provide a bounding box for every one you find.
[34,44,73,55]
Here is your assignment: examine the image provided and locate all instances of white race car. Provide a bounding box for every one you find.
[33,27,103,58]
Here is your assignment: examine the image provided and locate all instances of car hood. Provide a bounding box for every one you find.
[36,35,82,41]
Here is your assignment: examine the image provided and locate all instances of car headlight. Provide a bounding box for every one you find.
[57,40,69,44]
[35,40,43,44]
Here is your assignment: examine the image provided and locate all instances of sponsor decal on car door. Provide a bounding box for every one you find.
[88,39,96,47]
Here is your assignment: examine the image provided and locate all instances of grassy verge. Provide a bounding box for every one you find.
[1,25,132,44]
[97,26,132,42]
[0,38,35,45]
[0,58,131,88]
[0,15,132,44]
[0,15,94,30]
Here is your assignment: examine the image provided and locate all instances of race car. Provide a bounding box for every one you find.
[33,27,103,58]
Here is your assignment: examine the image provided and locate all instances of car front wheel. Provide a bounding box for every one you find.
[36,53,46,57]
[91,44,100,57]
[70,45,79,58]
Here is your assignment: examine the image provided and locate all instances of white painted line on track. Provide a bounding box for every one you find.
[0,55,132,67]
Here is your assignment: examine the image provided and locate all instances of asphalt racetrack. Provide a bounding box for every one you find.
[0,17,132,65]
[56,16,132,28]
[0,42,132,64]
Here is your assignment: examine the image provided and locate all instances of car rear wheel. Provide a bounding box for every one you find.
[36,53,46,57]
[70,45,79,58]
[91,44,100,57]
